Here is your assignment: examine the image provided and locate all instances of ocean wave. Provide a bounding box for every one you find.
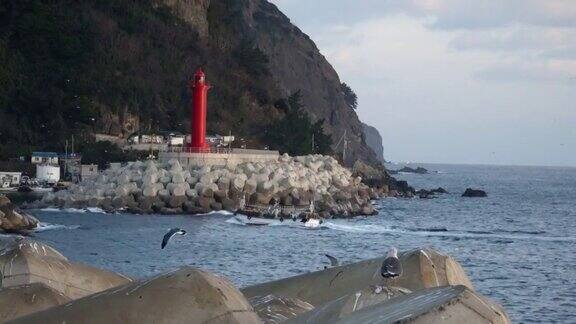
[39,208,61,212]
[197,210,234,217]
[85,207,106,214]
[37,207,107,214]
[324,222,575,243]
[34,222,81,232]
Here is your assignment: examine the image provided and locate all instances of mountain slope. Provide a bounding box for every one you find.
[362,123,385,163]
[0,0,378,165]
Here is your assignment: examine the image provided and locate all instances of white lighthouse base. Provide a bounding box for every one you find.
[158,148,279,168]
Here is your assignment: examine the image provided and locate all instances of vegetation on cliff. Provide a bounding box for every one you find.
[0,0,377,165]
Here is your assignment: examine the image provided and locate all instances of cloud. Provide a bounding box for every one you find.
[475,61,576,83]
[271,0,576,30]
[449,26,576,52]
[268,0,576,166]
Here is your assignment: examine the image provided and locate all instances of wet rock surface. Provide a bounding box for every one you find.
[0,237,131,300]
[0,283,70,322]
[0,195,39,233]
[462,188,488,197]
[9,267,262,324]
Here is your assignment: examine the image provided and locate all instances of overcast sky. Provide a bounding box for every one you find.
[270,0,576,167]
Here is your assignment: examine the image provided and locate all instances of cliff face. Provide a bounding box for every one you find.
[362,123,385,163]
[0,0,378,165]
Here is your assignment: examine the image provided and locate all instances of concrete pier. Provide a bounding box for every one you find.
[159,148,279,168]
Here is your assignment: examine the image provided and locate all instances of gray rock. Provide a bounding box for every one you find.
[167,196,187,209]
[198,196,214,210]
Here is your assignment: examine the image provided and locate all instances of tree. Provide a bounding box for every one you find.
[233,39,270,76]
[81,141,145,169]
[265,91,332,155]
[341,82,358,109]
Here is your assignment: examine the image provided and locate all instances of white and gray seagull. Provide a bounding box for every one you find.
[161,228,187,249]
[381,247,402,278]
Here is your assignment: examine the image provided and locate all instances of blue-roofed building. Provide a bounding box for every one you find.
[31,152,59,165]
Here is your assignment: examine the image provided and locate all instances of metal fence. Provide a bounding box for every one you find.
[161,147,279,155]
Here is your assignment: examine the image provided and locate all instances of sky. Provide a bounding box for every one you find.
[269,0,576,167]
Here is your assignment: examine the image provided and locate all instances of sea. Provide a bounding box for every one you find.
[8,163,576,323]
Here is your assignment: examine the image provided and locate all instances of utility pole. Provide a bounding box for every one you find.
[343,137,347,164]
[311,133,315,153]
[64,140,68,178]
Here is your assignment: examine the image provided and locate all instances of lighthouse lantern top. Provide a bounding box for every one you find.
[194,68,205,84]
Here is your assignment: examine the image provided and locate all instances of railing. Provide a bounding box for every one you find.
[161,147,280,155]
[162,147,233,154]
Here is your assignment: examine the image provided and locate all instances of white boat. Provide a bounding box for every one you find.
[233,215,276,226]
[304,218,321,229]
[31,186,54,193]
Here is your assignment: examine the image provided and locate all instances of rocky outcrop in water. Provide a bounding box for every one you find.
[462,188,487,197]
[397,166,429,174]
[0,195,39,233]
[33,155,380,218]
[416,187,449,199]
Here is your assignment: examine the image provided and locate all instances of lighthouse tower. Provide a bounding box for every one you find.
[189,68,211,151]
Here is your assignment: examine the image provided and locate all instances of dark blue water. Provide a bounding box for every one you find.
[20,164,576,323]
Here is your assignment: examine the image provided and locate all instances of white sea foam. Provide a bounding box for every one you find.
[63,208,87,213]
[225,217,246,226]
[37,207,105,214]
[198,210,234,217]
[39,208,61,212]
[324,222,576,242]
[85,207,106,214]
[34,222,81,232]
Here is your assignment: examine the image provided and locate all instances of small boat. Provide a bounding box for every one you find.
[304,218,321,229]
[17,185,33,193]
[53,181,71,192]
[32,186,55,193]
[234,215,276,226]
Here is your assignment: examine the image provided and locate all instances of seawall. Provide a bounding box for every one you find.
[158,148,279,168]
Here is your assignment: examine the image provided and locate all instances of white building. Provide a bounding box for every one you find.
[31,152,59,165]
[0,172,21,186]
[128,134,164,145]
[36,165,60,184]
[168,134,185,146]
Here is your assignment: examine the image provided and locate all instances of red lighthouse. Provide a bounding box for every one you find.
[189,68,211,151]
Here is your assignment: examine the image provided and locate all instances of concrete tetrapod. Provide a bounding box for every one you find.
[8,267,262,324]
[326,285,510,324]
[0,237,131,299]
[248,295,315,324]
[0,283,70,322]
[242,248,473,308]
[284,286,410,324]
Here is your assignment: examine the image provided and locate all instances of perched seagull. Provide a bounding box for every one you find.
[324,254,339,269]
[381,247,402,278]
[161,228,187,249]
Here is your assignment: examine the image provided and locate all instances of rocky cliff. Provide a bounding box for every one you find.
[362,123,385,163]
[0,0,378,165]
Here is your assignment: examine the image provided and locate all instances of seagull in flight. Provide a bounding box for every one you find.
[324,254,339,269]
[381,247,402,278]
[161,228,187,249]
